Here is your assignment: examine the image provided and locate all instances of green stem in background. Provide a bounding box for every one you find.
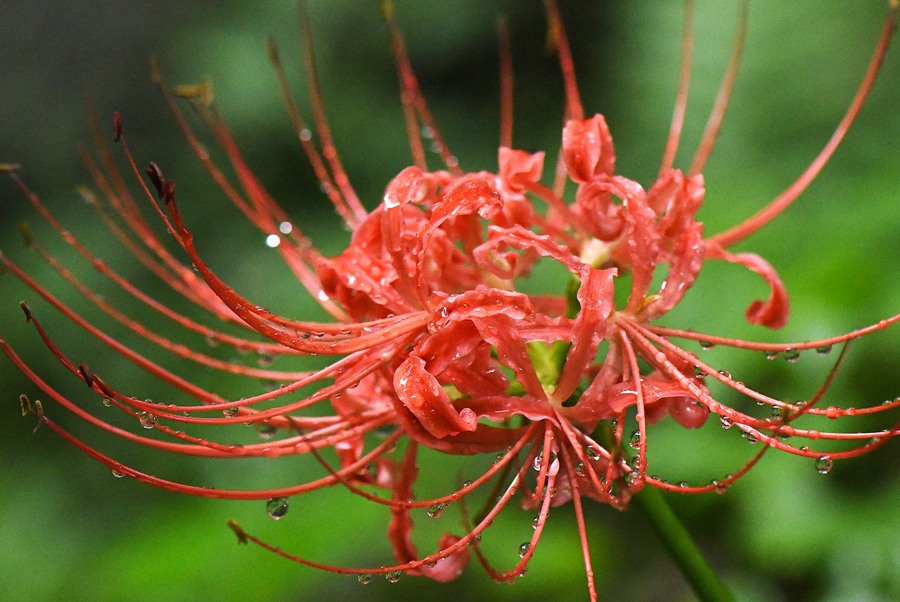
[632,487,734,602]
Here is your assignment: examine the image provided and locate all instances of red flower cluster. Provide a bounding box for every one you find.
[3,2,898,598]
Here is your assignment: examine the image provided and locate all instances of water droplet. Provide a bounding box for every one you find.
[265,234,281,248]
[139,412,158,429]
[763,350,779,360]
[518,542,530,558]
[825,406,841,419]
[815,456,833,475]
[800,445,810,452]
[357,573,372,585]
[585,445,601,460]
[102,398,113,407]
[533,454,543,471]
[624,471,640,485]
[783,348,800,363]
[111,469,125,478]
[575,462,585,476]
[693,365,707,379]
[462,480,474,489]
[427,503,444,518]
[677,480,689,488]
[299,128,312,141]
[770,406,784,420]
[532,515,540,529]
[494,452,506,464]
[629,429,641,450]
[258,424,277,440]
[720,416,733,429]
[745,432,759,444]
[718,370,731,379]
[266,497,290,519]
[385,570,401,583]
[223,407,238,417]
[815,344,832,355]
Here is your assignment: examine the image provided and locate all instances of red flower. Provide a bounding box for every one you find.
[2,2,899,599]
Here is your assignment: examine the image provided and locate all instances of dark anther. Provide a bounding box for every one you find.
[78,363,95,387]
[19,301,32,322]
[113,112,123,142]
[18,222,34,247]
[20,395,44,433]
[163,179,176,205]
[227,519,249,544]
[145,162,165,199]
[19,394,32,417]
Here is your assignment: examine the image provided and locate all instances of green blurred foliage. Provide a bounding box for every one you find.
[1,1,898,600]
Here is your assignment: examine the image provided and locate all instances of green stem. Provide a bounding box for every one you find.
[632,487,734,602]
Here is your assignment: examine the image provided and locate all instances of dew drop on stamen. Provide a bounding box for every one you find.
[102,398,113,407]
[111,469,125,478]
[385,570,401,583]
[357,573,372,585]
[266,496,290,519]
[629,429,641,450]
[784,348,800,362]
[223,407,238,417]
[699,341,715,350]
[815,456,834,475]
[427,503,444,518]
[720,416,733,429]
[763,350,779,360]
[518,542,530,558]
[139,412,158,429]
[575,461,585,475]
[532,515,540,529]
[585,445,601,460]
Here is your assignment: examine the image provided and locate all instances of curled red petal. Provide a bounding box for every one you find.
[706,242,790,329]
[394,355,478,439]
[562,114,615,183]
[498,147,545,193]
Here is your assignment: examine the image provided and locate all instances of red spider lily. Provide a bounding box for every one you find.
[2,1,899,599]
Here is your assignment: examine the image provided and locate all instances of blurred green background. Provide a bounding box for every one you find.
[2,1,898,600]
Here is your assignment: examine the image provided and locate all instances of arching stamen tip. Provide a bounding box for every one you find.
[78,363,95,388]
[227,519,249,544]
[18,222,34,247]
[266,36,281,65]
[0,163,21,173]
[19,300,32,322]
[19,395,44,433]
[145,162,165,199]
[174,78,214,107]
[149,56,162,83]
[19,394,33,417]
[113,112,122,142]
[380,1,395,21]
